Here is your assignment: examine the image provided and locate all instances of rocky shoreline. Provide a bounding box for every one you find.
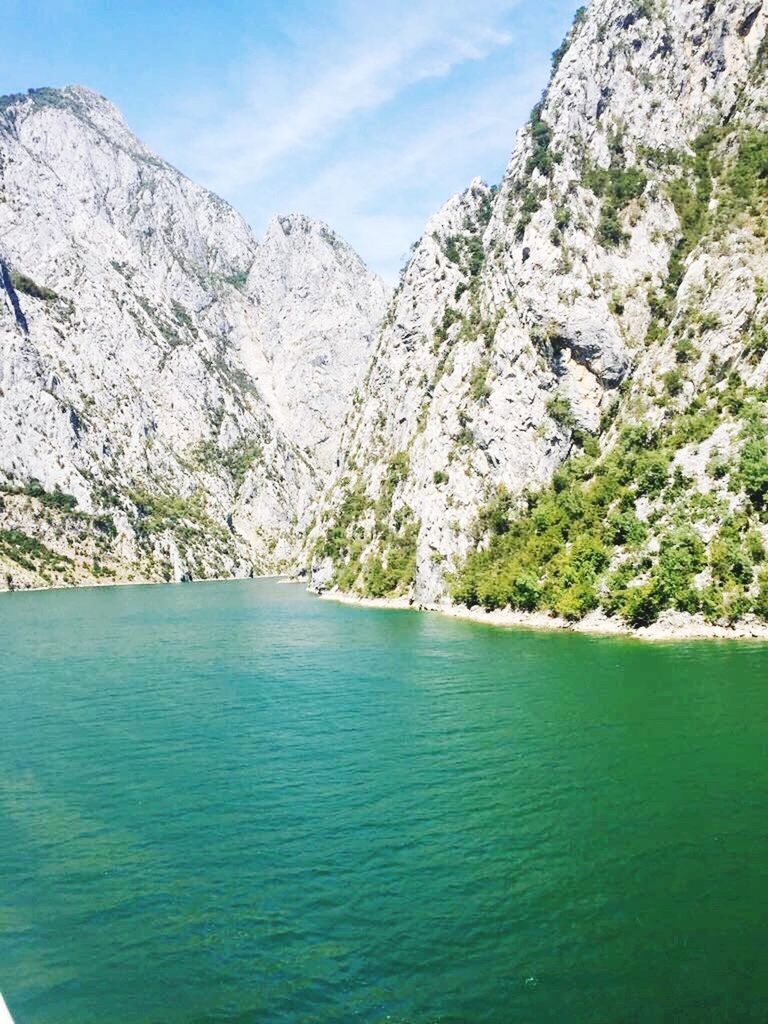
[317,589,768,643]
[4,572,768,641]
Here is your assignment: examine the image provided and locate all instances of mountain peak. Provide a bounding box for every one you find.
[0,82,390,588]
[265,213,347,250]
[0,84,122,122]
[261,213,384,285]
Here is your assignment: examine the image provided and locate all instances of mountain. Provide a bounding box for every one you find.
[307,0,768,634]
[0,86,387,589]
[4,0,768,637]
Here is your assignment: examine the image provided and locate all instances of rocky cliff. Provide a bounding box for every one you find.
[4,0,768,635]
[308,0,768,633]
[0,86,387,590]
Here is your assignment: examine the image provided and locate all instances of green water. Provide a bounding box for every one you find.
[1,581,767,1023]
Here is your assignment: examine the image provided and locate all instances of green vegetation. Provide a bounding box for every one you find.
[584,161,647,248]
[726,130,768,208]
[645,127,768,343]
[224,270,249,289]
[551,6,586,71]
[316,450,420,599]
[93,515,117,538]
[11,272,59,302]
[662,368,684,397]
[131,489,229,550]
[223,439,263,487]
[22,479,78,512]
[0,529,72,575]
[443,232,485,279]
[547,394,575,428]
[0,480,129,584]
[636,0,654,17]
[171,301,196,334]
[451,381,768,628]
[746,321,768,362]
[512,184,546,241]
[755,569,768,619]
[639,126,766,346]
[476,186,496,227]
[318,482,371,564]
[738,431,768,510]
[0,88,82,117]
[362,507,419,598]
[675,337,699,364]
[526,104,556,178]
[665,129,721,292]
[468,357,492,402]
[192,436,263,488]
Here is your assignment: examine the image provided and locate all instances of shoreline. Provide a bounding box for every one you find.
[317,590,768,643]
[4,572,768,642]
[0,572,284,598]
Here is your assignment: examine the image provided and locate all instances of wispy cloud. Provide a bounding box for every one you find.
[168,0,518,191]
[281,59,548,278]
[144,0,575,279]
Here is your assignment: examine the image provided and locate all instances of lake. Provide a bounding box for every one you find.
[1,579,767,1022]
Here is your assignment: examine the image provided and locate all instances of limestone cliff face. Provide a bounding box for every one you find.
[245,214,388,470]
[0,86,387,589]
[4,0,768,630]
[308,0,768,628]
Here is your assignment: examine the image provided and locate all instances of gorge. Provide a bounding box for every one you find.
[2,0,768,639]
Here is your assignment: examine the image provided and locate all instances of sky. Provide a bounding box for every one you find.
[2,0,579,281]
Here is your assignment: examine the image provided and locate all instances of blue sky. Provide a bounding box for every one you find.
[2,0,579,280]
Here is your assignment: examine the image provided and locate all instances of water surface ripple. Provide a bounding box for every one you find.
[1,580,767,1022]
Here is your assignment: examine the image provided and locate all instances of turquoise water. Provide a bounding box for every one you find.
[1,580,767,1023]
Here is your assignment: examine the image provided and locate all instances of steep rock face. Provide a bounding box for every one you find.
[308,0,768,630]
[245,214,388,469]
[0,86,386,589]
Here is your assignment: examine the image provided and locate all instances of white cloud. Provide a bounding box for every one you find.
[155,0,521,191]
[143,0,567,278]
[278,57,547,280]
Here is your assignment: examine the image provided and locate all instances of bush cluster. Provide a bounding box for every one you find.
[584,161,647,248]
[11,272,59,302]
[451,383,768,627]
[24,479,78,512]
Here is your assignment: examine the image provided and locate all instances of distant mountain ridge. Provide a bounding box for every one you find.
[0,85,387,588]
